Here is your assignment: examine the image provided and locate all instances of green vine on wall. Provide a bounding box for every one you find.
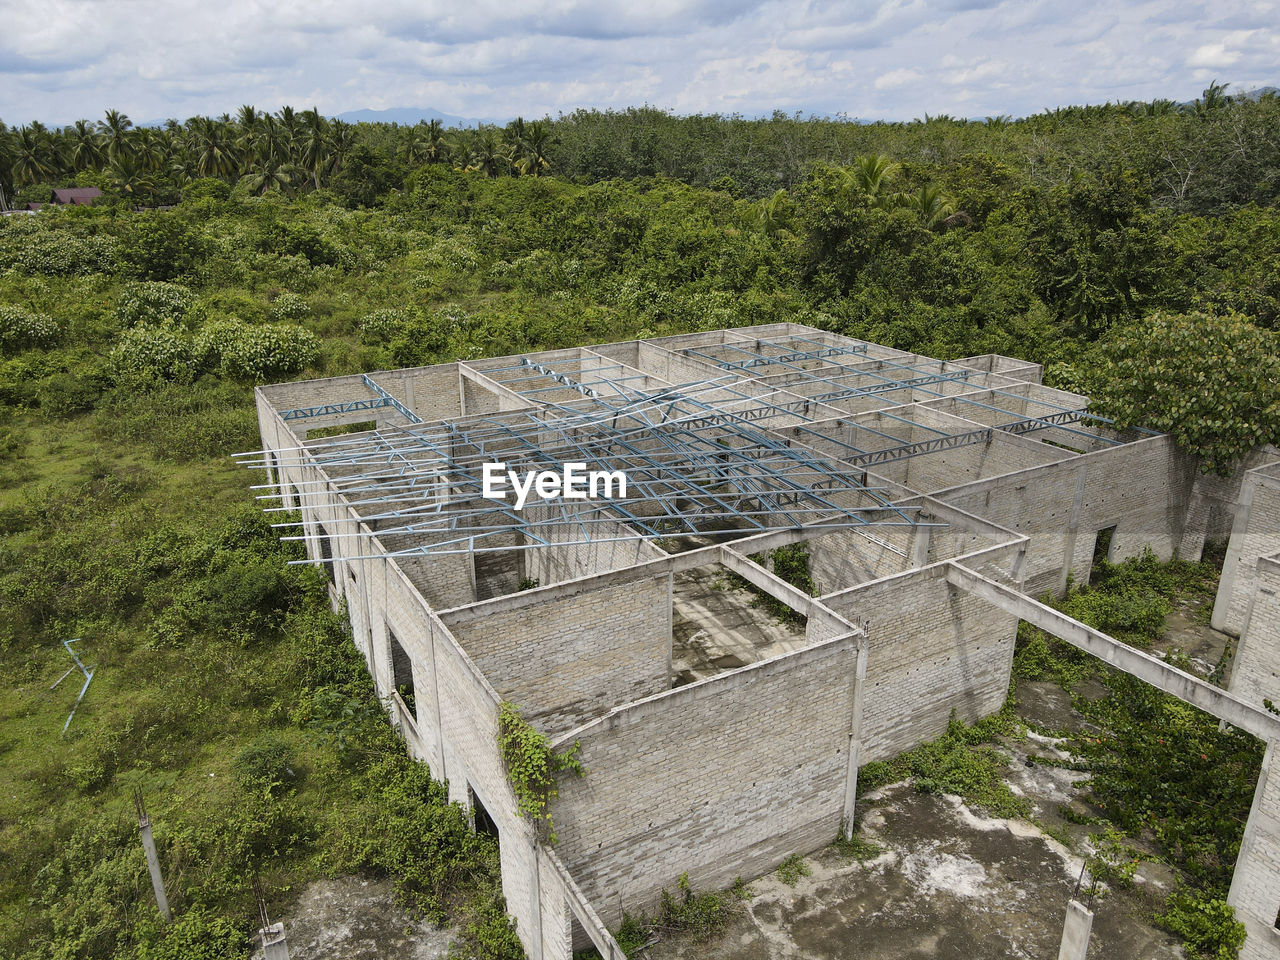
[497,701,583,843]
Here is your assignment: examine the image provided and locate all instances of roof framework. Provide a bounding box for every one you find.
[244,330,1151,562]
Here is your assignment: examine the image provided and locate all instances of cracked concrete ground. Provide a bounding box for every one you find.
[670,564,807,684]
[251,876,455,960]
[643,783,1182,960]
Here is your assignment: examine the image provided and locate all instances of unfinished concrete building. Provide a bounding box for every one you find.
[246,323,1280,960]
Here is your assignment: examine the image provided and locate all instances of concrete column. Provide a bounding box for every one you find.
[260,922,290,960]
[910,524,931,568]
[1213,476,1256,631]
[1059,467,1087,595]
[138,812,171,921]
[1057,899,1093,960]
[842,638,869,837]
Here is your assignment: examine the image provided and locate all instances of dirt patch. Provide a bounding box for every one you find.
[252,876,456,960]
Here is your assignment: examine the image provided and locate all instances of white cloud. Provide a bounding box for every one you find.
[0,0,1275,125]
[874,68,922,90]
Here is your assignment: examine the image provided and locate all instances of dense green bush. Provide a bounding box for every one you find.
[234,733,298,797]
[120,215,207,281]
[1089,312,1280,475]
[115,281,196,328]
[0,222,119,276]
[268,291,311,322]
[133,908,248,960]
[194,319,320,382]
[1156,891,1247,960]
[109,325,198,384]
[0,305,60,352]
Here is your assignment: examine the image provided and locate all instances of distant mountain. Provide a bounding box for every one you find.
[335,107,502,128]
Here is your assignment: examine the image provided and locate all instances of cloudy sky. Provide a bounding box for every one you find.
[2,0,1277,126]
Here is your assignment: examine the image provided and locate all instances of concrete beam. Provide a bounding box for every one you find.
[944,562,1280,743]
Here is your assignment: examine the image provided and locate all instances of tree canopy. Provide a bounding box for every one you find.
[1089,312,1280,475]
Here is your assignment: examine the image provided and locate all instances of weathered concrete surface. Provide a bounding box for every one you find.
[1155,609,1233,681]
[671,565,806,684]
[252,876,456,960]
[643,786,1182,960]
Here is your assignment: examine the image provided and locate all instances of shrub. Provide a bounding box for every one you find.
[0,305,60,352]
[2,229,119,276]
[234,733,297,797]
[12,183,55,206]
[133,907,248,960]
[655,873,732,943]
[1156,890,1246,960]
[358,308,410,344]
[37,371,104,416]
[181,178,232,203]
[447,890,524,960]
[1091,311,1280,476]
[202,555,294,636]
[269,292,310,322]
[255,220,339,266]
[115,281,196,328]
[108,326,197,384]
[776,854,811,886]
[1086,827,1141,890]
[194,320,320,383]
[120,215,207,281]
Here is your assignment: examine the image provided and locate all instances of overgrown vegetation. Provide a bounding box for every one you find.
[2,84,1278,958]
[775,853,812,887]
[496,702,582,844]
[851,550,1255,959]
[858,709,1031,819]
[726,541,816,626]
[1009,551,1257,958]
[0,495,514,958]
[578,873,736,958]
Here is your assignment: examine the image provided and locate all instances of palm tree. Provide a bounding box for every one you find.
[11,126,53,186]
[248,113,290,172]
[1195,81,1231,114]
[107,153,158,201]
[169,152,201,185]
[903,183,957,229]
[186,116,239,178]
[234,105,264,174]
[240,148,303,196]
[135,127,167,172]
[405,119,450,164]
[101,109,133,163]
[276,106,301,161]
[328,119,356,176]
[299,108,330,189]
[0,125,12,210]
[750,188,792,236]
[513,120,553,177]
[465,127,511,178]
[66,119,104,171]
[834,154,901,209]
[236,105,262,131]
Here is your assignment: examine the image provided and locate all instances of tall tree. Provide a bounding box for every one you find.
[186,116,239,179]
[299,108,330,189]
[66,119,104,171]
[513,121,553,177]
[101,109,133,163]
